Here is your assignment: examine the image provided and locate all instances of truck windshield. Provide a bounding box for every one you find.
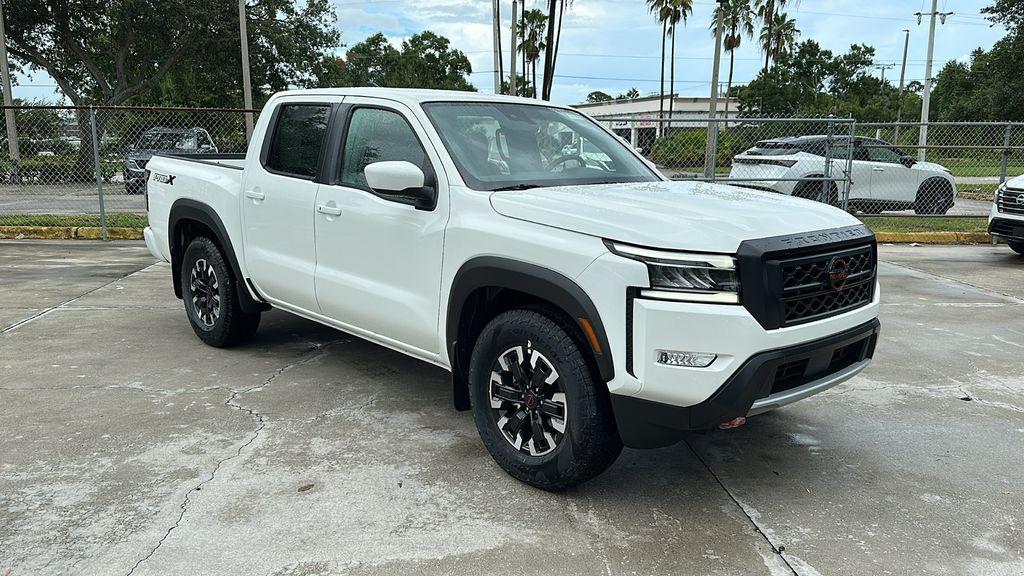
[421,102,659,191]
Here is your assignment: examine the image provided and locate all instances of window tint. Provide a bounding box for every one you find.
[866,141,904,164]
[266,104,331,178]
[339,108,428,189]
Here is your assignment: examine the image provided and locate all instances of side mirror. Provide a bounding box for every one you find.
[900,155,916,168]
[364,161,435,209]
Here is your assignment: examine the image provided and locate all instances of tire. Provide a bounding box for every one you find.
[180,236,261,347]
[468,308,622,491]
[1009,242,1024,256]
[915,178,953,215]
[792,178,839,207]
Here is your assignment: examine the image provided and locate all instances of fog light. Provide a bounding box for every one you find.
[655,350,717,368]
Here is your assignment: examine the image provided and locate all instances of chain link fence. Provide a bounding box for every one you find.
[3,104,1021,241]
[598,115,1024,238]
[1,105,253,235]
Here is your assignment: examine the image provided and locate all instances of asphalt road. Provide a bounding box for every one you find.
[1,240,1023,575]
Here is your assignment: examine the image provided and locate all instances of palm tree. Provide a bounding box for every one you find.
[754,0,796,72]
[759,11,799,66]
[665,0,693,125]
[518,9,548,98]
[646,0,672,124]
[711,0,755,120]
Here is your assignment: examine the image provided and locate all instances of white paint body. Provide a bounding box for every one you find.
[144,88,879,411]
[729,139,957,208]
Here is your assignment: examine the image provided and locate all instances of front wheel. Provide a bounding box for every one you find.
[1009,241,1024,256]
[915,178,954,215]
[468,308,622,491]
[180,236,261,347]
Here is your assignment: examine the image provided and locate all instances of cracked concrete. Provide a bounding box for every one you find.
[2,240,1023,576]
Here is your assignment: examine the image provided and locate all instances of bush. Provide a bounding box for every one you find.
[649,129,733,169]
[1,154,119,184]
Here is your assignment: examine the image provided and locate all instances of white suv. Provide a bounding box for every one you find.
[990,174,1024,255]
[142,89,881,489]
[730,135,957,214]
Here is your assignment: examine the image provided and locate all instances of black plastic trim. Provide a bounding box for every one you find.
[610,318,880,449]
[737,224,876,330]
[153,153,247,169]
[989,218,1024,242]
[446,257,614,410]
[168,198,269,314]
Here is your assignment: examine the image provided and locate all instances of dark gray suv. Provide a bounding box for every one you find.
[123,127,217,194]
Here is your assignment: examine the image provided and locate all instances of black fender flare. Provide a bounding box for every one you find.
[446,256,614,410]
[168,198,268,314]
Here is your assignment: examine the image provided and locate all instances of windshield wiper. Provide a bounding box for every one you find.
[490,183,543,191]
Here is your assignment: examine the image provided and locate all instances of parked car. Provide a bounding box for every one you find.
[989,174,1024,255]
[143,89,881,490]
[124,127,217,194]
[729,135,957,214]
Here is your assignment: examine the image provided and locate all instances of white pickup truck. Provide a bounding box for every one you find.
[143,88,881,490]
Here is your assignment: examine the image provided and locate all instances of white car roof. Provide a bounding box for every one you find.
[269,88,569,110]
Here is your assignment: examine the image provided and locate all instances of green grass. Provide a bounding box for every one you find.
[935,157,1024,179]
[0,213,148,228]
[859,215,988,234]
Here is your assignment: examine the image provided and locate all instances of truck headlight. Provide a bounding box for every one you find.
[607,241,740,304]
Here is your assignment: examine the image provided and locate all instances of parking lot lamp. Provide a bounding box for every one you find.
[0,0,21,177]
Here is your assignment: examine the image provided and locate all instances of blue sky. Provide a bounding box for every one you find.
[11,0,1009,105]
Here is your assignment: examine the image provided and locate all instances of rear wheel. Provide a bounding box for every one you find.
[468,308,621,491]
[792,178,839,207]
[915,178,954,215]
[180,236,261,347]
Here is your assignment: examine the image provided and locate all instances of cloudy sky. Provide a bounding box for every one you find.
[11,0,1008,105]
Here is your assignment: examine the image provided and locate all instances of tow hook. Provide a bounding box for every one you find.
[718,417,746,430]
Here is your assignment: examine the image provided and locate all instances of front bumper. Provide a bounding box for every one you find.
[989,217,1024,243]
[611,318,880,448]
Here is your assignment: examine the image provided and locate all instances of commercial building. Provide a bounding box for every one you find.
[573,94,739,149]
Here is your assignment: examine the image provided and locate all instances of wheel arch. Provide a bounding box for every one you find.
[168,198,268,314]
[446,257,614,411]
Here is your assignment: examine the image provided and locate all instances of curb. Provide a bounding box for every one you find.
[874,231,991,244]
[0,226,144,240]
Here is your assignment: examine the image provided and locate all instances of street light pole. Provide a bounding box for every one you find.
[704,0,725,178]
[894,29,910,141]
[916,0,952,162]
[492,0,501,94]
[0,0,20,173]
[238,0,254,141]
[510,0,518,96]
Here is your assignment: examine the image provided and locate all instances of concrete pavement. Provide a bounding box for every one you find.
[1,240,1023,575]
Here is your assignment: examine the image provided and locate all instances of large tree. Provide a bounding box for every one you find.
[316,32,475,92]
[930,32,1024,122]
[5,0,338,175]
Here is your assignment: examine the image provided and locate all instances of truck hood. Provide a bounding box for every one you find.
[1005,174,1024,190]
[489,180,863,253]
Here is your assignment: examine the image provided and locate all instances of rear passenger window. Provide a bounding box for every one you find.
[339,108,428,189]
[266,104,330,178]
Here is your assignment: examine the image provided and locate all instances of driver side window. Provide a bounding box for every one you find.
[339,108,428,190]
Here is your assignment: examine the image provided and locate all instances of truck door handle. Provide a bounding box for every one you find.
[317,204,342,216]
[245,190,266,200]
[872,167,885,172]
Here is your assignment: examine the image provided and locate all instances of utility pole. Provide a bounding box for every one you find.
[873,63,895,85]
[894,29,910,141]
[0,0,20,176]
[510,0,518,97]
[238,0,254,141]
[704,0,725,178]
[492,0,501,94]
[915,1,953,161]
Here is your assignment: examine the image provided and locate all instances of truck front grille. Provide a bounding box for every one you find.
[997,187,1024,215]
[736,225,877,330]
[778,245,875,326]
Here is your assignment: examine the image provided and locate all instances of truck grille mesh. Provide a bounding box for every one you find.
[997,187,1024,215]
[778,245,875,326]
